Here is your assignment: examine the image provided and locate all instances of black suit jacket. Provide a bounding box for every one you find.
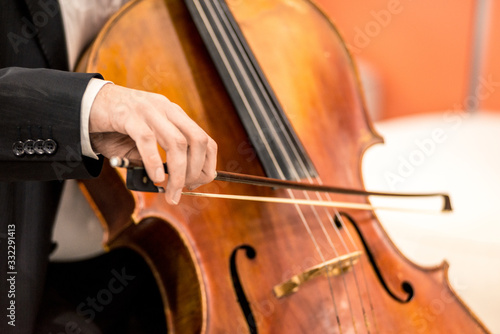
[0,1,104,333]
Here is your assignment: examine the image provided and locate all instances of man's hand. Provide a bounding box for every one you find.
[89,84,217,205]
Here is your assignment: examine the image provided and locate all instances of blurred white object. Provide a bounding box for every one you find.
[363,110,500,333]
[50,180,105,261]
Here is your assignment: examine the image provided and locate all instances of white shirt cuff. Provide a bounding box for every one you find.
[80,78,113,159]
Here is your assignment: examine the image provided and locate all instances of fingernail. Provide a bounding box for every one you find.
[155,167,165,182]
[172,189,182,205]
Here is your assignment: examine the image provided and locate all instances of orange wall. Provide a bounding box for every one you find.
[313,0,500,120]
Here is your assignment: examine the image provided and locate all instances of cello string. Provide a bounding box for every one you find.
[208,0,372,331]
[297,183,373,330]
[204,0,353,330]
[277,4,380,327]
[196,0,345,330]
[210,1,373,331]
[320,24,383,331]
[200,0,332,276]
[199,0,366,331]
[318,191,378,332]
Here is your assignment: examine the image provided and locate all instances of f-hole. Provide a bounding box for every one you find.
[335,213,414,303]
[230,244,258,334]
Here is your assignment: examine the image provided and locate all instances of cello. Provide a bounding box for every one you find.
[78,0,490,332]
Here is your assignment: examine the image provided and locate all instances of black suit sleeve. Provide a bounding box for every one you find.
[0,67,104,181]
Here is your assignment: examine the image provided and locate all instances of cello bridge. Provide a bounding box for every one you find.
[273,251,362,299]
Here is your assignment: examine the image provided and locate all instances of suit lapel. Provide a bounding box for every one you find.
[24,0,68,70]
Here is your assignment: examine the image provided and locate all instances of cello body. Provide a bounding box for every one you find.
[79,0,489,332]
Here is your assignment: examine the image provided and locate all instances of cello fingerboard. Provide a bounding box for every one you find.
[184,0,318,181]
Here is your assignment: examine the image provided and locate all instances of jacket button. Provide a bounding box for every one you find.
[43,139,57,154]
[12,141,25,156]
[34,139,45,155]
[24,139,35,155]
